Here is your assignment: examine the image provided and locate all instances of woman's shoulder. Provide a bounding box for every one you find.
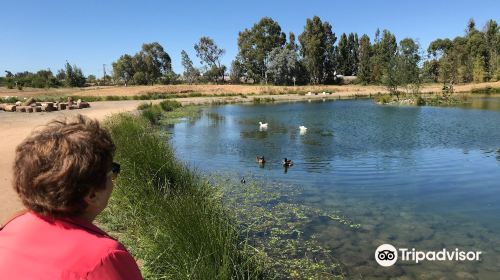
[1,211,127,262]
[1,212,142,279]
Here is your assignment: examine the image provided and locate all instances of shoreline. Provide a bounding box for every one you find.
[1,85,499,221]
[1,81,500,99]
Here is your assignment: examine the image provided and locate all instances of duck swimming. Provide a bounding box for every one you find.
[299,125,307,134]
[259,122,268,129]
[282,158,293,167]
[256,155,266,164]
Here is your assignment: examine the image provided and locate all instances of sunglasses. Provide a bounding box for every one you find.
[107,162,121,180]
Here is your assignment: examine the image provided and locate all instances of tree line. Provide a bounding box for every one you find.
[425,19,499,91]
[3,17,499,91]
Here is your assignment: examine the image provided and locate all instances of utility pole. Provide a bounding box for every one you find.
[103,64,107,85]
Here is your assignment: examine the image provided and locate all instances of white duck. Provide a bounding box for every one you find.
[259,122,268,129]
[299,125,307,135]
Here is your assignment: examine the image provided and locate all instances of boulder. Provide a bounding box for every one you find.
[4,105,16,112]
[41,102,55,112]
[22,97,36,106]
[58,103,67,110]
[16,106,34,113]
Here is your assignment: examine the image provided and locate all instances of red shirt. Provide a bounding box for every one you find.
[0,212,143,279]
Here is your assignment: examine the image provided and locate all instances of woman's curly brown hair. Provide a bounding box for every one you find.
[13,115,115,218]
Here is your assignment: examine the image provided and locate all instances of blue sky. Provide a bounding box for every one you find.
[1,0,499,77]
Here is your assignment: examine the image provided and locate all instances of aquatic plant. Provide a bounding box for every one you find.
[215,174,359,279]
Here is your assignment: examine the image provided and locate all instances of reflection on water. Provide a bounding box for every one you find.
[169,98,500,279]
[460,96,500,111]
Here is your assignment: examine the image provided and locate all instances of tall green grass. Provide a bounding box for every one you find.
[137,100,183,125]
[100,114,266,279]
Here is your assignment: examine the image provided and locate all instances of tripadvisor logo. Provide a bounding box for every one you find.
[375,244,482,267]
[375,244,398,267]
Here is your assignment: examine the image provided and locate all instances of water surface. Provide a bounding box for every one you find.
[169,98,500,279]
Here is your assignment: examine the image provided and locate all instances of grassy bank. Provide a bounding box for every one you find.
[99,101,355,279]
[99,112,266,279]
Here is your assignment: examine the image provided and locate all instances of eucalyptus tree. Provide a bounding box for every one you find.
[266,46,300,85]
[181,50,200,84]
[398,38,421,92]
[371,29,397,83]
[112,54,135,86]
[237,17,286,83]
[139,42,172,85]
[230,57,245,83]
[194,36,225,83]
[298,16,337,84]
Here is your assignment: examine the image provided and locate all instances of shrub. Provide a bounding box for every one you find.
[159,100,182,112]
[141,105,163,125]
[137,102,152,110]
[416,96,427,106]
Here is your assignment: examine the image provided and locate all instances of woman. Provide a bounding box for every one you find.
[0,115,142,279]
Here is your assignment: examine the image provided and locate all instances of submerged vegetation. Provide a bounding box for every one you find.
[218,175,359,279]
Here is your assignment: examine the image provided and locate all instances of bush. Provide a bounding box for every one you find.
[416,96,427,106]
[137,102,152,110]
[1,96,20,103]
[252,97,275,104]
[159,100,182,112]
[140,105,163,125]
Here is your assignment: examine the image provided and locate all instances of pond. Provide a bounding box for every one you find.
[168,97,500,279]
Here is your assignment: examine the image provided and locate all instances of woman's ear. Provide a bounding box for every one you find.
[84,189,98,206]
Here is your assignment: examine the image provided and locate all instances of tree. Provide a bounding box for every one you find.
[181,50,200,84]
[370,29,397,83]
[337,33,349,75]
[64,62,86,87]
[138,42,172,85]
[357,34,372,84]
[266,47,300,85]
[484,20,499,80]
[87,75,97,84]
[398,38,421,93]
[230,57,245,83]
[194,36,225,84]
[298,16,337,84]
[56,69,66,81]
[347,33,359,75]
[112,54,135,86]
[422,59,440,83]
[286,32,298,52]
[428,19,499,85]
[382,55,403,95]
[237,17,286,83]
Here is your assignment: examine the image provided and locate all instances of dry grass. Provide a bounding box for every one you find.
[1,81,499,99]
